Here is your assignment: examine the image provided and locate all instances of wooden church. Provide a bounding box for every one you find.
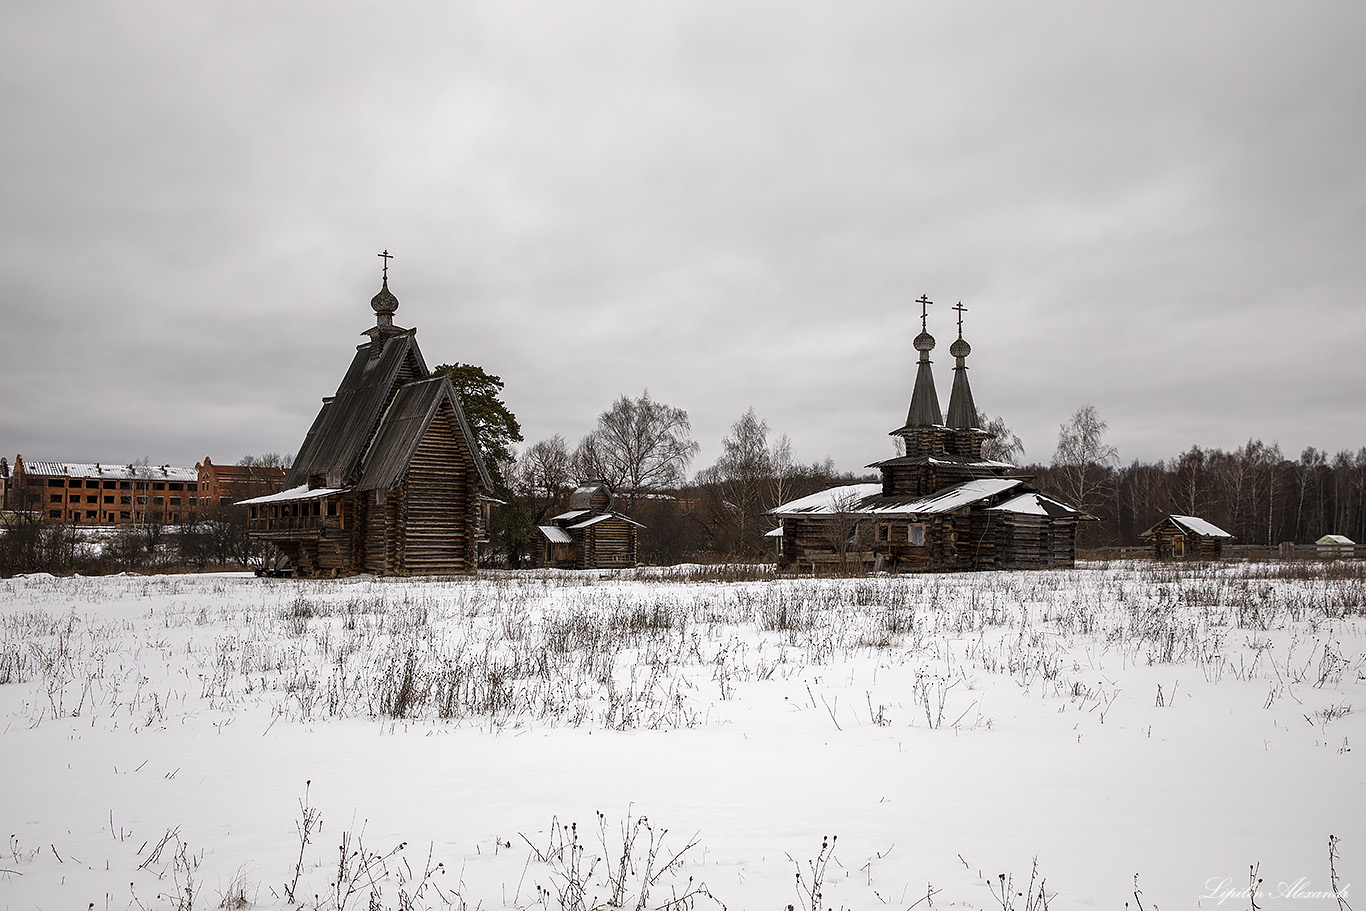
[769,298,1086,573]
[536,480,643,569]
[240,258,493,577]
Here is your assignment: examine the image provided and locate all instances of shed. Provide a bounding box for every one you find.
[240,266,492,577]
[536,480,643,569]
[1140,515,1233,560]
[1315,534,1356,558]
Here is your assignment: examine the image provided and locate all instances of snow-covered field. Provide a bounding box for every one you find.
[1,562,1363,911]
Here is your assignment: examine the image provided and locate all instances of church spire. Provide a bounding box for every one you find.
[901,294,944,429]
[945,301,979,430]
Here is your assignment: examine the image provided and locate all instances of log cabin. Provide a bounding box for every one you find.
[536,480,643,569]
[1140,515,1234,560]
[240,263,493,577]
[768,297,1087,573]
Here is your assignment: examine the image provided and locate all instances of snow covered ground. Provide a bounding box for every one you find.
[0,562,1362,910]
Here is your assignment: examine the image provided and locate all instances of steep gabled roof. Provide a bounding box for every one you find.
[357,375,493,492]
[568,480,614,511]
[568,512,645,530]
[285,331,427,487]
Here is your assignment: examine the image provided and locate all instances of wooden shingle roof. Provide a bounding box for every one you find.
[285,332,427,487]
[357,375,492,492]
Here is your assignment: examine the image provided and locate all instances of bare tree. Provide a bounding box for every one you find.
[977,411,1025,464]
[822,486,868,574]
[574,390,700,506]
[1167,445,1211,518]
[238,452,292,470]
[769,432,795,511]
[697,408,774,557]
[516,434,574,522]
[1051,404,1118,513]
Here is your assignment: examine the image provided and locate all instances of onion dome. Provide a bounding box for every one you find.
[371,276,399,328]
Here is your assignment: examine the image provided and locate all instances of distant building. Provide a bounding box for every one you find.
[240,263,492,577]
[768,298,1087,573]
[1316,534,1356,558]
[6,455,288,526]
[9,456,200,525]
[537,480,643,569]
[1140,514,1233,560]
[197,457,288,507]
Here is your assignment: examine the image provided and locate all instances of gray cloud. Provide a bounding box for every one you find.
[3,2,1364,477]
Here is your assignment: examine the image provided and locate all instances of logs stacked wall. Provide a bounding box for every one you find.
[996,516,1077,569]
[575,518,637,569]
[1150,525,1224,560]
[780,509,1077,573]
[398,405,474,575]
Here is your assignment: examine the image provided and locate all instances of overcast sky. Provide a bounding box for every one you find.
[3,2,1364,480]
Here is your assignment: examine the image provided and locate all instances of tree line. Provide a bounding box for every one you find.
[1037,404,1366,549]
[6,368,1361,575]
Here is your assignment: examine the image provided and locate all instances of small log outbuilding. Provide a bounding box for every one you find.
[240,269,492,577]
[1316,534,1356,558]
[768,298,1087,573]
[537,480,643,569]
[1140,515,1233,560]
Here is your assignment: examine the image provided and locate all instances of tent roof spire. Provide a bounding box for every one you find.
[945,301,980,430]
[899,293,944,430]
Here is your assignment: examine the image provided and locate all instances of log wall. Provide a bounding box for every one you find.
[397,402,476,575]
[576,518,637,568]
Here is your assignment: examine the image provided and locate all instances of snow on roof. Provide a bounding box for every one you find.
[21,461,199,482]
[568,512,645,530]
[929,457,1017,469]
[1169,515,1234,538]
[987,492,1082,518]
[766,483,883,516]
[538,525,573,544]
[768,478,1024,517]
[764,525,784,537]
[237,484,346,506]
[550,509,591,522]
[867,454,1018,471]
[869,478,1023,515]
[1317,534,1355,546]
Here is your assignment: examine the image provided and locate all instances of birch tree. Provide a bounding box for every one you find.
[1051,404,1118,513]
[574,390,700,506]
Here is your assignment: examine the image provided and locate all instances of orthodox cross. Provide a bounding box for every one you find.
[378,249,394,280]
[953,301,967,338]
[916,293,933,332]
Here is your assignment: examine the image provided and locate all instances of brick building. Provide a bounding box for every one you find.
[196,457,288,507]
[7,455,288,525]
[10,457,201,524]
